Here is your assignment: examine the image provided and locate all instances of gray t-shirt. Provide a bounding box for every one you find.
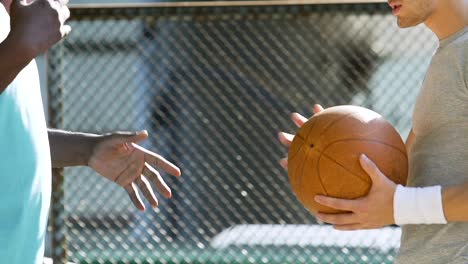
[396,27,468,264]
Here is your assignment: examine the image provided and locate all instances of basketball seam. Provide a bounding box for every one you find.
[317,110,361,142]
[317,138,408,185]
[322,138,408,158]
[314,148,330,197]
[299,145,317,200]
[317,149,371,185]
[288,132,306,162]
[290,143,307,189]
[289,116,318,161]
[288,143,306,164]
[300,110,360,198]
[301,115,329,197]
[318,108,407,158]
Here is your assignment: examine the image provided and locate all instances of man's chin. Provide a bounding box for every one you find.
[397,18,422,28]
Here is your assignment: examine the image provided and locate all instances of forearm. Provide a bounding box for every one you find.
[402,129,468,223]
[442,182,468,222]
[48,128,100,168]
[0,35,34,93]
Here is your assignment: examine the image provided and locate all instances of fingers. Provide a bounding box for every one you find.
[59,4,70,23]
[61,25,71,38]
[278,132,294,147]
[359,154,385,183]
[48,0,68,21]
[122,164,171,210]
[277,131,292,170]
[279,104,323,170]
[138,147,181,177]
[313,104,324,114]
[49,0,71,38]
[315,212,359,226]
[291,113,308,127]
[290,103,323,128]
[314,195,360,212]
[114,157,141,187]
[280,158,288,169]
[143,163,172,198]
[125,183,145,211]
[110,131,181,177]
[135,176,158,208]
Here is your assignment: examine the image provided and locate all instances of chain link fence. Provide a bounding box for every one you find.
[46,3,438,263]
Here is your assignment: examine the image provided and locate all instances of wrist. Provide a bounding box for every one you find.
[82,134,101,167]
[393,185,447,225]
[48,129,101,167]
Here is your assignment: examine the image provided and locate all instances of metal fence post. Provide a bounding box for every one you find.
[47,45,68,264]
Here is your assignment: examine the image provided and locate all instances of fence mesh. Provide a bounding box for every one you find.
[46,3,438,264]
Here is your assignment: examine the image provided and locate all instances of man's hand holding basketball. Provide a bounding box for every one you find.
[314,155,397,230]
[279,104,397,230]
[9,0,71,60]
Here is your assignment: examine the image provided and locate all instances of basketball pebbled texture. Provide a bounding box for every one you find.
[288,105,408,215]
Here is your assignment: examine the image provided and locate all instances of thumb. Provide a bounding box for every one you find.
[359,154,385,184]
[112,130,149,144]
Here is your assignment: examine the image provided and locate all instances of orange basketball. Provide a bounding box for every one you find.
[287,105,408,215]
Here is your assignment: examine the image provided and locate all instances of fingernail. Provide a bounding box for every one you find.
[314,195,322,202]
[360,154,368,160]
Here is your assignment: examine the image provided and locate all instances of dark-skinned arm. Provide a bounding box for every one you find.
[48,128,181,210]
[0,35,34,94]
[1,0,71,94]
[48,128,100,168]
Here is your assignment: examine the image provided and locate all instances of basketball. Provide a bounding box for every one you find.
[287,105,408,215]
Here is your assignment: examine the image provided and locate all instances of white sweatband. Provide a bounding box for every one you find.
[393,185,447,225]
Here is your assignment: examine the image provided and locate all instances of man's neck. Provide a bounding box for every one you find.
[424,0,467,40]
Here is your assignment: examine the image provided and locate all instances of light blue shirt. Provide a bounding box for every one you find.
[0,5,52,264]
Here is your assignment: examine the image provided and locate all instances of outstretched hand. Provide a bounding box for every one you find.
[88,131,181,211]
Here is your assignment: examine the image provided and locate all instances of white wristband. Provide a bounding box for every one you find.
[393,185,447,225]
